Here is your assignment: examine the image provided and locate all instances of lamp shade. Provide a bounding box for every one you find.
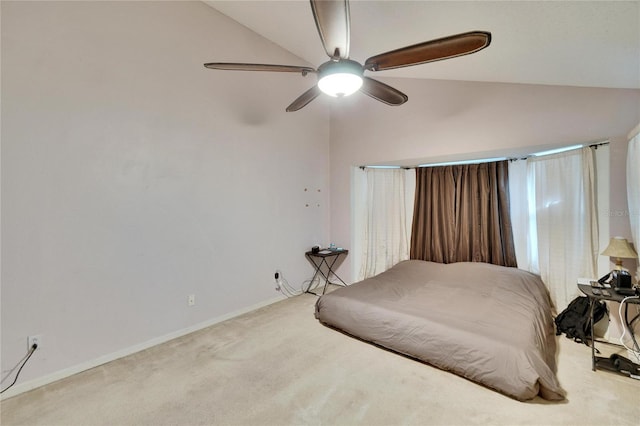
[601,237,637,259]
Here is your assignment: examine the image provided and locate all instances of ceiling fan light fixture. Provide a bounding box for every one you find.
[318,73,363,97]
[317,59,363,97]
[204,1,492,111]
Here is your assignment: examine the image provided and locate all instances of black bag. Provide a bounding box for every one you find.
[555,296,607,345]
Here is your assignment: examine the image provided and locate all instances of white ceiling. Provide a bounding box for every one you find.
[204,0,640,89]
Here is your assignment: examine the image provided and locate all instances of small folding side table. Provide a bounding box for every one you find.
[578,283,640,375]
[305,249,348,296]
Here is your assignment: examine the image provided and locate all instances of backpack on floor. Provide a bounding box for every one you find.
[555,296,607,345]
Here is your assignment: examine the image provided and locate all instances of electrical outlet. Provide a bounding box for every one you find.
[274,270,282,292]
[28,335,43,350]
[188,294,195,306]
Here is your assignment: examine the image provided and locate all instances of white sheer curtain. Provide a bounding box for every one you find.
[508,159,533,271]
[509,147,598,310]
[628,129,640,282]
[625,126,640,356]
[356,168,414,281]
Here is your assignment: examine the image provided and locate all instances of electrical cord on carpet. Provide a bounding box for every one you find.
[277,274,300,297]
[302,277,322,294]
[618,295,640,363]
[274,271,301,297]
[1,343,38,394]
[300,273,343,296]
[275,271,321,297]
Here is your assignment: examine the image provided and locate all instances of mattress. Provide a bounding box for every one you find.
[315,260,566,401]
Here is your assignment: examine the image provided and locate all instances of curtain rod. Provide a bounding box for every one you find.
[589,141,609,149]
[509,141,609,162]
[358,166,412,170]
[360,142,610,169]
[485,141,610,163]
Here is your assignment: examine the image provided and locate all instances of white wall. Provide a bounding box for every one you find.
[1,1,330,392]
[329,77,640,281]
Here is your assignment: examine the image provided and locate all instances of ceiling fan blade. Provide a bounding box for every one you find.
[360,77,408,106]
[204,62,316,75]
[286,85,322,112]
[310,0,350,59]
[364,31,491,72]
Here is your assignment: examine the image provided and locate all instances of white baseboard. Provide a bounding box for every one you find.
[1,295,285,400]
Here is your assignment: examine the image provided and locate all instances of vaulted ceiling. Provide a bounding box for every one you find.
[204,0,640,90]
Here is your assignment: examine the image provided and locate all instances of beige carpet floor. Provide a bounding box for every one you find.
[2,290,639,426]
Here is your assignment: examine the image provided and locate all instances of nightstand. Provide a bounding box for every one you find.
[304,249,348,296]
[578,283,640,376]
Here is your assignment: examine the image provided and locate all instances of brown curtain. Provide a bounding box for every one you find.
[410,161,517,267]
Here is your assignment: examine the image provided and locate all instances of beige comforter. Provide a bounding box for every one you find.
[315,260,566,401]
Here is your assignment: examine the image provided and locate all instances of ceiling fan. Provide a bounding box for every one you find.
[204,0,491,112]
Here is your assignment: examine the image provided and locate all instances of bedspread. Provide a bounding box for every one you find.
[315,260,566,401]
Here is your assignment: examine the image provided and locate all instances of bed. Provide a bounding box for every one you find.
[314,260,566,401]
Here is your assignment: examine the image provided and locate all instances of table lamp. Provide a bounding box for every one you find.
[601,237,637,270]
[600,237,637,292]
